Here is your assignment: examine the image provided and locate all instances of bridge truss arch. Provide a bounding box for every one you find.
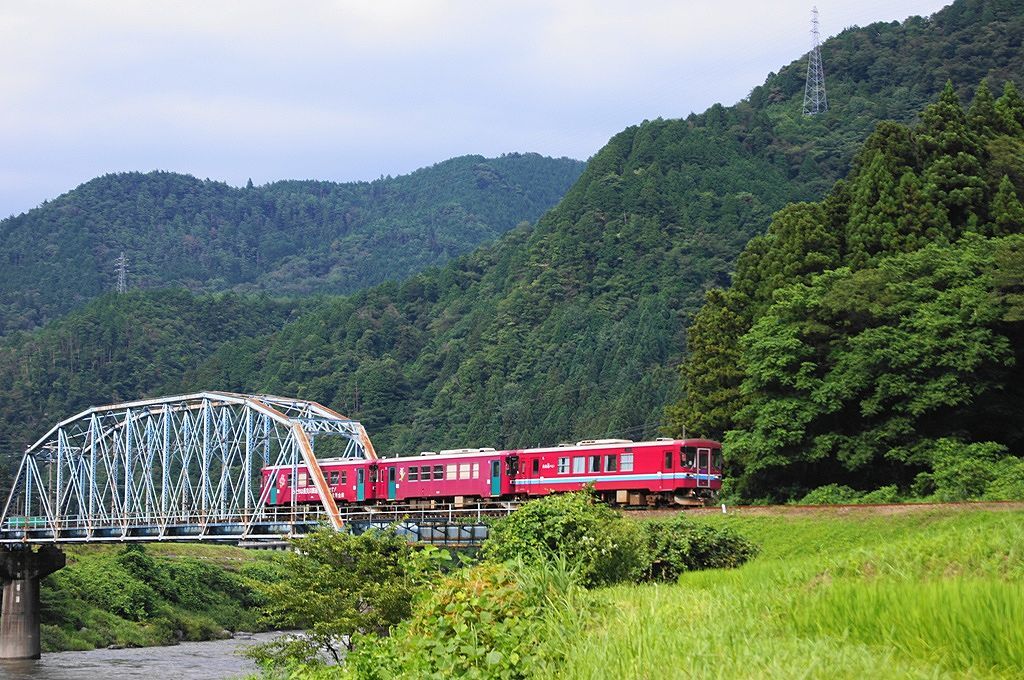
[0,392,377,543]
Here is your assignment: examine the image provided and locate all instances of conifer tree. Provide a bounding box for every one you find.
[991,175,1024,237]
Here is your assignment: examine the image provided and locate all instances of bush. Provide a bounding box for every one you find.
[247,528,448,668]
[929,439,1014,501]
[342,559,589,680]
[481,492,648,587]
[798,484,863,505]
[643,516,759,581]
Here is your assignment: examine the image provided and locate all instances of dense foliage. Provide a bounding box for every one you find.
[340,561,590,680]
[168,0,1024,456]
[249,529,448,666]
[481,493,648,587]
[0,290,301,473]
[40,544,283,651]
[666,81,1024,500]
[1,0,1022,482]
[482,492,757,587]
[252,494,757,678]
[0,154,584,333]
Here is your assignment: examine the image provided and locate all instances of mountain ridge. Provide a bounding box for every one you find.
[0,153,585,334]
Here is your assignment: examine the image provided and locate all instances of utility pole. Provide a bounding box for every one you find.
[115,252,129,294]
[802,7,829,116]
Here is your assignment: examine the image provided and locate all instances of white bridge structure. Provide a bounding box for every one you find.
[0,392,378,544]
[0,392,503,659]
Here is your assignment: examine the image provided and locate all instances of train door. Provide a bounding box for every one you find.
[490,460,501,497]
[356,468,366,501]
[697,448,711,488]
[663,448,674,490]
[387,467,397,501]
[269,473,278,505]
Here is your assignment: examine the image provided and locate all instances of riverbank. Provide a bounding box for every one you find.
[40,543,286,652]
[551,506,1024,679]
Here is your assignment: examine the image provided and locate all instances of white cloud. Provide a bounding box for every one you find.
[0,0,952,217]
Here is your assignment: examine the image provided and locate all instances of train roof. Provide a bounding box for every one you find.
[262,438,720,471]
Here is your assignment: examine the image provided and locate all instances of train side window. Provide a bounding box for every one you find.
[621,454,634,472]
[298,471,309,487]
[572,457,585,474]
[605,455,617,472]
[409,466,419,482]
[532,459,540,474]
[433,465,443,480]
[472,463,480,479]
[589,456,600,473]
[664,451,673,469]
[329,471,339,485]
[446,464,457,480]
[558,457,569,474]
[341,471,348,485]
[459,463,470,479]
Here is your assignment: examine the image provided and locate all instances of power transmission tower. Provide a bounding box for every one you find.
[802,6,828,116]
[115,252,129,294]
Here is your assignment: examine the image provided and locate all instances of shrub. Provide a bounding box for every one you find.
[247,528,448,668]
[929,439,1010,501]
[342,559,589,680]
[858,485,900,504]
[798,484,863,505]
[643,516,759,581]
[481,492,648,587]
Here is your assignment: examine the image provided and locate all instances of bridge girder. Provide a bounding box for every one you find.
[0,392,377,543]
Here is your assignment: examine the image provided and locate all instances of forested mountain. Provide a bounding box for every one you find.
[666,81,1024,500]
[0,153,584,334]
[0,0,1021,481]
[0,291,304,462]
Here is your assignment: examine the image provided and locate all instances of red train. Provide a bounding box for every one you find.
[261,437,722,507]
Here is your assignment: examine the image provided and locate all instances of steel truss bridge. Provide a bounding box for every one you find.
[0,391,442,545]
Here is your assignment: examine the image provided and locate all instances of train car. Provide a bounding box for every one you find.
[367,448,513,504]
[261,457,372,506]
[261,447,515,506]
[260,437,722,508]
[512,438,722,505]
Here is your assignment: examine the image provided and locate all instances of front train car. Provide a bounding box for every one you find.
[512,438,723,506]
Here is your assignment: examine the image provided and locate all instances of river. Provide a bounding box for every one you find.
[0,632,286,679]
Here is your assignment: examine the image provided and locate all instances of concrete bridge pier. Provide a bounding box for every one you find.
[0,546,65,659]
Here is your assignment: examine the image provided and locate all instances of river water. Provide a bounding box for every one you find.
[0,632,285,680]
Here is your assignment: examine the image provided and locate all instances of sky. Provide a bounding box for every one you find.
[1,0,951,218]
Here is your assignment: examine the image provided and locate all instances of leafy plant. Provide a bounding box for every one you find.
[481,492,647,587]
[247,528,448,668]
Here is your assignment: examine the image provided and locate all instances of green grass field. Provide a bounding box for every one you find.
[550,507,1024,680]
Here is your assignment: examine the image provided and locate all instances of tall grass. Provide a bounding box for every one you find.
[793,579,1024,675]
[549,508,1024,680]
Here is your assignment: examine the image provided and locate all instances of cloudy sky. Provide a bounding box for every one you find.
[1,0,950,218]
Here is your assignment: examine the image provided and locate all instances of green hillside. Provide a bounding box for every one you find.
[0,153,584,334]
[0,0,1021,481]
[187,0,1023,455]
[666,81,1024,501]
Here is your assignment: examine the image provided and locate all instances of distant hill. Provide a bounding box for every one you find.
[0,0,1021,468]
[0,153,585,334]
